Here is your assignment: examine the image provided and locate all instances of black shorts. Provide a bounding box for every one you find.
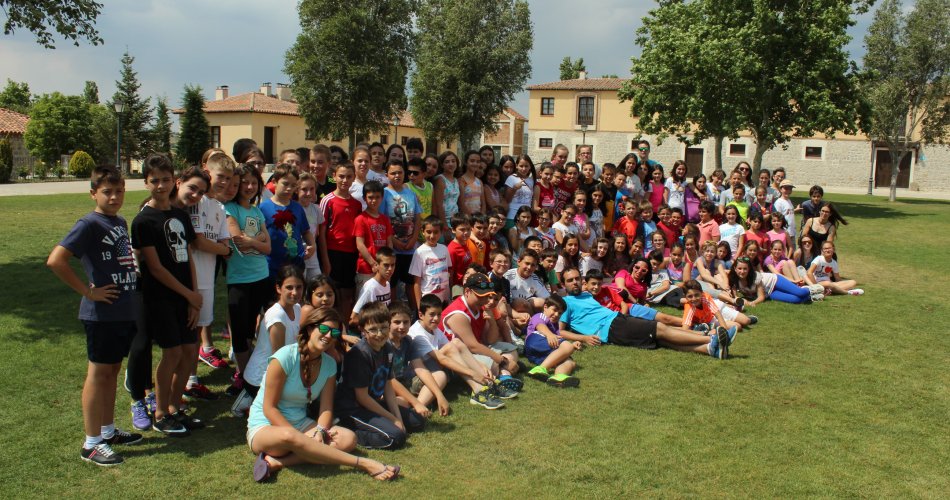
[327,249,357,289]
[227,278,274,353]
[83,320,136,364]
[145,298,197,349]
[393,253,414,286]
[607,314,658,349]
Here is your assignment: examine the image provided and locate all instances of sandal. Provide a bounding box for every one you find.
[253,453,272,482]
[369,463,401,481]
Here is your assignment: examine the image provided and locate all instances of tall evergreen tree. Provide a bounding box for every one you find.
[559,57,585,80]
[176,85,210,165]
[108,51,152,172]
[82,81,99,104]
[152,97,172,154]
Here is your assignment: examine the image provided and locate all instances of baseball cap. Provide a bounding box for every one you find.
[779,179,795,188]
[463,273,495,296]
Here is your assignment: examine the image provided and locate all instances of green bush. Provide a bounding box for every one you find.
[0,139,12,183]
[68,150,96,178]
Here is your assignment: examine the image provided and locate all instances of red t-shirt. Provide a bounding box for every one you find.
[447,240,472,286]
[614,216,640,246]
[594,286,624,312]
[319,192,362,253]
[440,296,486,343]
[353,212,393,274]
[553,180,578,214]
[745,229,770,249]
[657,221,680,247]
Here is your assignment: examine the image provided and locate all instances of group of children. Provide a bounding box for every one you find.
[50,138,863,479]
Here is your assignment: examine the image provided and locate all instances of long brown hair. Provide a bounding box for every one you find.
[298,307,343,383]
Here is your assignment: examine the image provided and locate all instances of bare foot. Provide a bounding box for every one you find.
[264,455,285,472]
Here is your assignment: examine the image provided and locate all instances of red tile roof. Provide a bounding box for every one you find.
[0,108,29,135]
[504,107,528,121]
[526,78,628,91]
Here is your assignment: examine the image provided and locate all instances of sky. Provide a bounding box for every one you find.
[1,0,875,127]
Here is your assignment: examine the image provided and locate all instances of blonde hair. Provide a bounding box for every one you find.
[205,152,236,174]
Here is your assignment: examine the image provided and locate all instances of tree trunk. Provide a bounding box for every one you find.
[888,149,904,203]
[752,140,768,176]
[712,136,723,172]
[348,125,356,157]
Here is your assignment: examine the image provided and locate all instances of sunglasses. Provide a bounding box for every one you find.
[638,147,650,152]
[311,323,343,339]
[408,170,423,176]
[467,280,495,291]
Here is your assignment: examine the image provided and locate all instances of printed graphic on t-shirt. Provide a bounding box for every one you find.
[164,218,189,263]
[370,352,393,399]
[243,216,262,255]
[106,224,137,290]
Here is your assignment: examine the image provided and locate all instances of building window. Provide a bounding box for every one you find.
[380,134,388,144]
[577,96,594,126]
[541,97,554,116]
[729,143,746,156]
[402,137,409,146]
[539,138,553,148]
[210,126,221,149]
[805,146,824,160]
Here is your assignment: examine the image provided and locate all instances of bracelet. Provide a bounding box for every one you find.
[315,425,328,443]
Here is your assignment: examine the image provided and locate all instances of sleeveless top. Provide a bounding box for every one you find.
[440,296,485,343]
[807,220,830,248]
[461,176,483,213]
[438,175,460,219]
[666,261,686,283]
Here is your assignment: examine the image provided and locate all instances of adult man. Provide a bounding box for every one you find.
[556,268,732,359]
[576,144,601,179]
[503,249,548,312]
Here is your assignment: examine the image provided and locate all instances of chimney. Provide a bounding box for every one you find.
[259,82,271,96]
[276,83,292,101]
[578,70,587,80]
[215,85,229,101]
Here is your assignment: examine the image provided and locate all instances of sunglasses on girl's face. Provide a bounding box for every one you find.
[312,324,343,339]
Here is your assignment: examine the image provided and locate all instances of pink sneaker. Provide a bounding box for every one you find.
[198,346,228,369]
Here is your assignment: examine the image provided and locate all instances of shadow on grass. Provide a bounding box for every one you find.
[834,201,934,220]
[0,256,82,344]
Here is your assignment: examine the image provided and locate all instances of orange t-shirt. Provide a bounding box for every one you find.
[682,292,719,328]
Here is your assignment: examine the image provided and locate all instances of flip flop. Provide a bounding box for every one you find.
[253,453,271,482]
[370,464,401,481]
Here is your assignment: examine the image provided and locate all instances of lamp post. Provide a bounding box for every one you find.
[394,115,401,146]
[114,100,125,173]
[867,143,874,195]
[580,124,588,149]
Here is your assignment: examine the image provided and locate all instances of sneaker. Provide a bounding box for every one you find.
[734,297,745,312]
[152,415,190,437]
[172,410,206,430]
[726,325,738,345]
[469,387,505,410]
[130,400,152,431]
[707,332,722,359]
[546,373,580,388]
[105,428,143,446]
[747,315,758,325]
[144,392,156,415]
[497,375,523,392]
[527,365,550,381]
[81,442,123,466]
[184,382,218,401]
[198,346,229,369]
[692,323,711,334]
[230,388,255,418]
[713,327,731,360]
[848,288,865,296]
[225,373,244,397]
[491,381,519,399]
[221,327,231,340]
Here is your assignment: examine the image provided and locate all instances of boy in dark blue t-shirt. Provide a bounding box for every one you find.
[48,166,143,466]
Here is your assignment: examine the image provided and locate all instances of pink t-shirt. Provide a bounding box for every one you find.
[615,269,647,302]
[767,230,791,248]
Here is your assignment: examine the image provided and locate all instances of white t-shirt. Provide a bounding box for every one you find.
[408,320,449,361]
[349,179,368,210]
[719,222,746,256]
[302,203,324,273]
[366,169,389,186]
[773,197,795,238]
[503,268,550,301]
[579,255,604,277]
[353,277,391,314]
[755,272,779,295]
[553,221,579,239]
[665,178,686,210]
[244,303,301,387]
[188,195,229,290]
[810,256,839,282]
[409,243,450,302]
[648,269,672,303]
[504,176,535,219]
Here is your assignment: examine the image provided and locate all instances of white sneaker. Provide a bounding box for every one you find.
[848,288,865,296]
[230,388,254,418]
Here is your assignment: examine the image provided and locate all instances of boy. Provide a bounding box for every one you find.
[614,198,641,246]
[410,215,451,305]
[405,137,425,161]
[639,201,657,253]
[447,213,474,293]
[47,166,143,466]
[308,144,336,204]
[131,154,204,437]
[388,302,433,418]
[697,201,720,246]
[504,249,548,312]
[351,246,396,326]
[682,280,739,358]
[467,212,490,268]
[319,161,363,319]
[726,184,751,221]
[354,180,394,293]
[584,269,629,314]
[337,302,427,450]
[524,296,582,388]
[656,204,678,245]
[797,185,826,233]
[536,247,559,293]
[405,157,433,234]
[773,179,797,240]
[487,209,509,253]
[381,159,423,309]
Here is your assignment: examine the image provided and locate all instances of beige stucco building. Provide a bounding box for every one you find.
[526,75,950,192]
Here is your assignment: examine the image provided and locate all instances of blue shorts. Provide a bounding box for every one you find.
[524,334,558,365]
[628,303,659,321]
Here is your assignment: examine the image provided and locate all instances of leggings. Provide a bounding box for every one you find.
[126,291,153,401]
[342,406,426,450]
[227,278,274,354]
[769,274,810,304]
[658,287,685,308]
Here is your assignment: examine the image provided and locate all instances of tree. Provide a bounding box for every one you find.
[411,0,533,150]
[86,103,116,166]
[0,79,31,114]
[68,150,95,177]
[24,92,94,167]
[862,0,950,201]
[83,81,99,104]
[286,0,415,153]
[0,139,12,183]
[108,51,152,172]
[1,0,103,48]
[152,97,172,154]
[176,85,210,165]
[559,57,586,80]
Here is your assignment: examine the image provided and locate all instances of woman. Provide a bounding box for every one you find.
[802,203,847,248]
[247,308,400,482]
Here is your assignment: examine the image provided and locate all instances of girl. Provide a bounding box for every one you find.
[535,208,557,249]
[247,307,400,482]
[367,142,388,185]
[768,211,793,251]
[664,160,688,212]
[718,205,746,259]
[683,174,711,223]
[666,241,693,291]
[803,203,847,248]
[757,168,779,204]
[744,211,770,249]
[459,150,485,215]
[385,144,407,167]
[504,154,536,228]
[694,240,729,291]
[482,163,506,213]
[739,240,762,270]
[507,206,538,256]
[605,234,631,278]
[588,184,607,240]
[498,154,517,180]
[618,153,644,201]
[571,190,594,251]
[614,258,652,304]
[717,241,735,271]
[552,205,580,248]
[725,184,751,221]
[646,250,685,308]
[735,161,754,191]
[708,169,727,208]
[233,266,305,417]
[297,173,324,281]
[225,164,273,396]
[432,151,460,235]
[301,275,360,350]
[794,235,819,282]
[479,145,496,170]
[554,234,581,285]
[629,237,645,261]
[423,153,440,181]
[808,241,863,295]
[579,237,610,277]
[749,185,773,225]
[579,162,597,193]
[650,231,670,262]
[764,240,805,284]
[349,145,371,210]
[730,255,811,305]
[648,165,668,214]
[532,163,557,219]
[554,163,581,215]
[260,164,314,278]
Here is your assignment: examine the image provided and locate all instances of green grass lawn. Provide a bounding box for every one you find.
[1,192,948,497]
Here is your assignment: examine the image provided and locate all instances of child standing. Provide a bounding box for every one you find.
[319,162,363,319]
[664,160,688,213]
[296,172,325,281]
[525,296,582,388]
[260,164,314,278]
[773,179,797,242]
[410,215,451,305]
[718,205,746,259]
[447,213,474,291]
[351,247,396,325]
[353,180,394,293]
[48,166,143,466]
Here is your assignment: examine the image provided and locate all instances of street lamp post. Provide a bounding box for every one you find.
[867,145,874,195]
[394,115,401,146]
[114,100,125,173]
[581,124,588,148]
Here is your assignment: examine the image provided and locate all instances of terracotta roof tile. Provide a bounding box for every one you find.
[526,78,628,91]
[504,107,528,121]
[0,107,29,135]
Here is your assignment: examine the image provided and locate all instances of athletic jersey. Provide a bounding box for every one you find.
[319,192,362,253]
[440,296,486,343]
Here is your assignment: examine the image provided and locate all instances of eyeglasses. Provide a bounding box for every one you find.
[364,326,390,337]
[408,170,422,176]
[311,323,343,339]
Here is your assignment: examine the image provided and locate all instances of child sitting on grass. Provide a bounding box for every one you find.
[525,296,582,388]
[387,302,433,420]
[682,280,740,340]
